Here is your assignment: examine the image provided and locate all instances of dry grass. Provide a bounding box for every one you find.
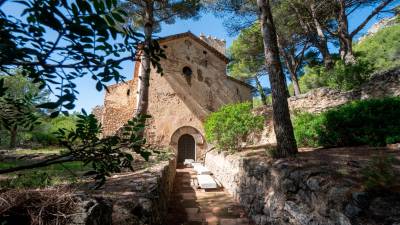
[0,188,77,225]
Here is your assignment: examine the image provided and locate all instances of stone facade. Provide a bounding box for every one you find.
[100,32,253,162]
[205,149,400,225]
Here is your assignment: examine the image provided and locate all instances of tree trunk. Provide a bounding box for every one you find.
[9,125,17,149]
[255,76,268,106]
[134,1,154,117]
[289,70,301,96]
[337,0,394,64]
[281,48,301,96]
[337,0,356,64]
[257,0,298,157]
[310,2,334,69]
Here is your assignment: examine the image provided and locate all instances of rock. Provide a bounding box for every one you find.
[306,177,321,191]
[369,196,400,218]
[284,201,313,225]
[337,212,352,225]
[344,203,362,218]
[71,197,113,225]
[352,192,369,209]
[205,149,400,225]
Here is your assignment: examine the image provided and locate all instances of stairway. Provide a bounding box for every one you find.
[165,166,253,225]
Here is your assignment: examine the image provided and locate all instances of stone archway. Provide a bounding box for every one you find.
[170,126,205,162]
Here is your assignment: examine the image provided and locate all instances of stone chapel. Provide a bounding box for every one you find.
[99,32,253,163]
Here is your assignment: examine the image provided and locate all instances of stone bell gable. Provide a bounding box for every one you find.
[101,32,253,162]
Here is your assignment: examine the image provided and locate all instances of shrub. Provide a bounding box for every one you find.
[204,102,264,151]
[293,97,400,147]
[293,112,327,147]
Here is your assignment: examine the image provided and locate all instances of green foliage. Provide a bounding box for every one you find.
[362,155,397,191]
[0,161,88,188]
[293,112,326,148]
[30,115,78,146]
[0,0,165,114]
[0,72,49,148]
[204,102,264,151]
[297,59,373,92]
[297,23,399,93]
[228,22,265,79]
[124,0,202,32]
[354,24,400,72]
[293,98,400,147]
[55,111,150,188]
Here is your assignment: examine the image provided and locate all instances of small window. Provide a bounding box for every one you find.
[127,89,131,96]
[203,50,207,55]
[182,66,193,76]
[163,45,168,49]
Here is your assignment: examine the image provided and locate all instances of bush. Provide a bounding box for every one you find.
[204,102,264,151]
[293,97,400,147]
[293,112,326,147]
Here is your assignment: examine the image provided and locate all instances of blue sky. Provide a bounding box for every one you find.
[2,1,399,112]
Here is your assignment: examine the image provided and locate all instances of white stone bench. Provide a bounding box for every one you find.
[197,175,218,189]
[183,159,195,167]
[193,165,212,175]
[191,162,203,168]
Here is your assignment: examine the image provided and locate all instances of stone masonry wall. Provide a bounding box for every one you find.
[71,158,176,225]
[288,68,400,113]
[205,150,400,225]
[102,79,137,137]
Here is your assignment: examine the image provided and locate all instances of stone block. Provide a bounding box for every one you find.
[197,175,218,189]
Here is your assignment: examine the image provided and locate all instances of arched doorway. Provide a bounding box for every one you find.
[177,134,195,163]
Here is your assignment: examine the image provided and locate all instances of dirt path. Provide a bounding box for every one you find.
[166,166,253,225]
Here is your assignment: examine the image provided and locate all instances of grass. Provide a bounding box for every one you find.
[0,160,90,189]
[13,147,66,155]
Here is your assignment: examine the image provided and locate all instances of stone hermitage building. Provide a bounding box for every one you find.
[99,32,253,163]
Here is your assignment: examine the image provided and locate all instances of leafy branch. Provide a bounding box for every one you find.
[0,112,151,189]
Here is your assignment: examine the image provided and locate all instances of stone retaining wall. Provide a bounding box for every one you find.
[288,68,400,113]
[205,150,400,225]
[71,158,176,225]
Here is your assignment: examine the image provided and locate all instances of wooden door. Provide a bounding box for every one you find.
[178,134,195,163]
